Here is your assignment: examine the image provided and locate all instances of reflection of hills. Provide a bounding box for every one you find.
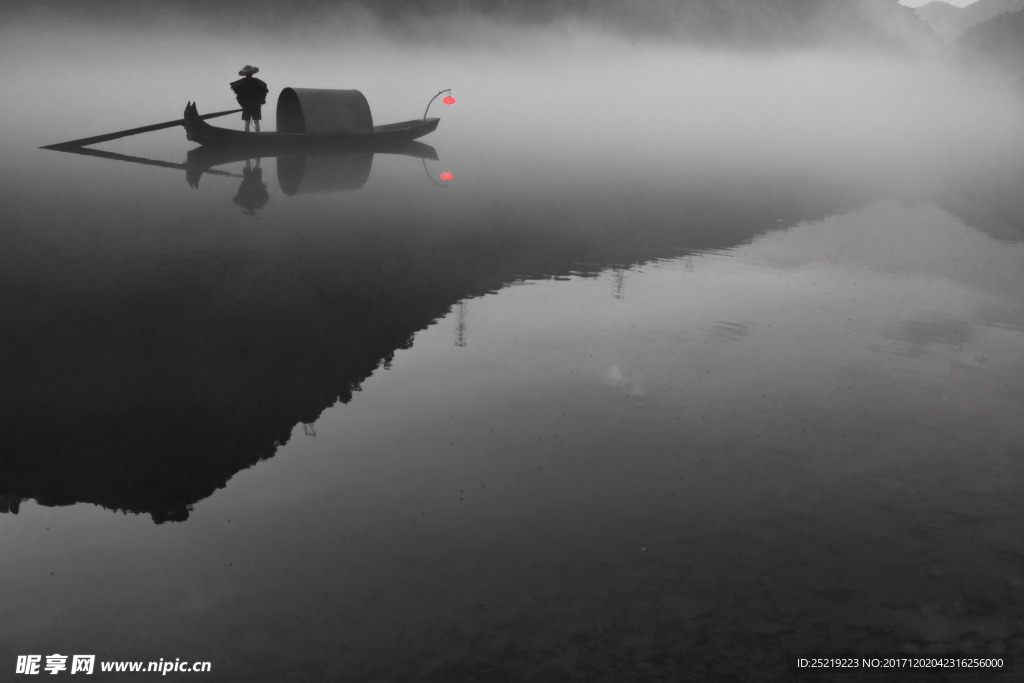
[925,134,1024,243]
[0,171,877,523]
[936,178,1024,243]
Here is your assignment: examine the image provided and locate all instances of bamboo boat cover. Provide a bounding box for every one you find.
[276,88,374,135]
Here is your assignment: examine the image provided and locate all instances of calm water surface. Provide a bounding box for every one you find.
[2,23,1024,682]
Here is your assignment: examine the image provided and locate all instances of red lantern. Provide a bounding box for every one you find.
[443,96,455,105]
[440,171,453,180]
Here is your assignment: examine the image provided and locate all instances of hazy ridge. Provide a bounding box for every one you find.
[10,0,937,50]
[915,0,1024,40]
[958,3,1024,75]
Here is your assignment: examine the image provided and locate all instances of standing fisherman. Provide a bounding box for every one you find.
[230,65,269,133]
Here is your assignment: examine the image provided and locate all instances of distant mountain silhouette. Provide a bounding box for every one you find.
[0,160,877,524]
[957,5,1024,72]
[916,0,1024,40]
[12,0,937,50]
[916,1,967,40]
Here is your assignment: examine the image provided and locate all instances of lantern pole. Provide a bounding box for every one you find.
[423,89,453,119]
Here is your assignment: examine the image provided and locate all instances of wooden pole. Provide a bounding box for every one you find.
[41,108,242,150]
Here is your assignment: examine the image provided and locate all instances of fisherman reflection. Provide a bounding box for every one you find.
[233,158,269,215]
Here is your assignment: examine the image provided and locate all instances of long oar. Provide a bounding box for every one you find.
[48,145,243,179]
[40,108,241,150]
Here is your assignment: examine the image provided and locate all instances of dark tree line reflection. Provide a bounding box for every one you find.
[2,142,1021,523]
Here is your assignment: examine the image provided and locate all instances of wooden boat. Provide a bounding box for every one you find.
[184,87,440,147]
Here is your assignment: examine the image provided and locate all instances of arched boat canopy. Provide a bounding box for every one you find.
[276,88,374,135]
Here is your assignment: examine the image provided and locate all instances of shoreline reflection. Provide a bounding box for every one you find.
[9,139,1024,525]
[0,165,874,524]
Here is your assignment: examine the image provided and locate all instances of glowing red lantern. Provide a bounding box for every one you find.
[440,171,453,180]
[443,96,455,105]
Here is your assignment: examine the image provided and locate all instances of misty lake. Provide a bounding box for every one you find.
[2,18,1024,682]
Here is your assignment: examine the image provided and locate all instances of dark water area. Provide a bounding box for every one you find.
[2,20,1024,682]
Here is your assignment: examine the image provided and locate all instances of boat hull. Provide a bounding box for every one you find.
[183,102,439,148]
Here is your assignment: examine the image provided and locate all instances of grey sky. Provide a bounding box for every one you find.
[899,0,979,7]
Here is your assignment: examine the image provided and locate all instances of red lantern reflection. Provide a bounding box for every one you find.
[440,171,453,180]
[443,96,455,105]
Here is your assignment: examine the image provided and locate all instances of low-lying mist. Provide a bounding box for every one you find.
[4,12,1022,203]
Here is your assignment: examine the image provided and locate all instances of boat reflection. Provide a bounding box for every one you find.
[47,139,441,202]
[185,138,438,196]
